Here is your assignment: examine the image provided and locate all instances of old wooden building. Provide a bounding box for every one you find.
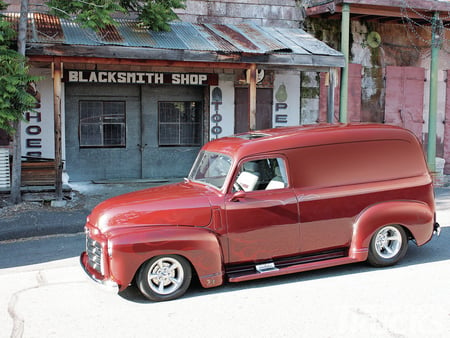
[3,0,450,185]
[1,0,344,183]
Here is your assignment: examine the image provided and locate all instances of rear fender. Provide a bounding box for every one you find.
[350,201,434,261]
[108,226,224,290]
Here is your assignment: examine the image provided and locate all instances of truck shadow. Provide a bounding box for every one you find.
[119,226,449,303]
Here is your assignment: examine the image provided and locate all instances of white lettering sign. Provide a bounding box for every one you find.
[66,71,214,85]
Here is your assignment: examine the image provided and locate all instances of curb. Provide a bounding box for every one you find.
[0,208,89,241]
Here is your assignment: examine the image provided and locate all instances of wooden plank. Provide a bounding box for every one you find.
[21,161,56,186]
[29,55,250,70]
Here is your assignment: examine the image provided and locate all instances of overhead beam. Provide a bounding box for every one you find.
[307,0,450,20]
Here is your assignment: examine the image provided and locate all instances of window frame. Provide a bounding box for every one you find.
[232,157,289,193]
[158,100,203,147]
[79,100,126,148]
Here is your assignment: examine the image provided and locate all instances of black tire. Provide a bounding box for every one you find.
[367,225,408,267]
[137,255,192,302]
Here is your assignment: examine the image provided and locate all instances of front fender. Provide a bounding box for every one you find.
[107,226,224,290]
[350,201,434,260]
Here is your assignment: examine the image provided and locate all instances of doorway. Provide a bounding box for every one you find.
[234,88,273,133]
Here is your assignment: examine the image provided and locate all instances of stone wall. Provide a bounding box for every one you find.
[175,0,303,27]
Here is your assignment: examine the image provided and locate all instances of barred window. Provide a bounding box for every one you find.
[79,101,126,147]
[159,101,203,146]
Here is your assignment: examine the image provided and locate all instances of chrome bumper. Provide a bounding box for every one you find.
[80,252,119,293]
[434,222,441,236]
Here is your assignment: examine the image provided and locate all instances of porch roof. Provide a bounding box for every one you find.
[306,0,450,24]
[4,12,344,69]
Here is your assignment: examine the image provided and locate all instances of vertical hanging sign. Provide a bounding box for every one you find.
[211,87,223,139]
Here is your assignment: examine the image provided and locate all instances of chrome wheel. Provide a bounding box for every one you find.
[147,257,184,295]
[367,224,408,267]
[137,255,192,301]
[374,225,403,259]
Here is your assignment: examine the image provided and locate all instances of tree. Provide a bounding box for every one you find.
[0,0,40,204]
[47,0,186,31]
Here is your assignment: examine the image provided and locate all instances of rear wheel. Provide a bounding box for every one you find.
[137,255,192,301]
[367,225,408,267]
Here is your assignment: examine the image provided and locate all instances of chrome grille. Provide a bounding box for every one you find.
[86,234,103,275]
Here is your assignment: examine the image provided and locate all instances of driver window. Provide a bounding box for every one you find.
[234,158,288,192]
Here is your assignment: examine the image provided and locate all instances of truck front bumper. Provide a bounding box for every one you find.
[80,252,119,293]
[434,222,441,236]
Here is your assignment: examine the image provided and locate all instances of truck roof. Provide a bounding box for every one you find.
[203,123,420,159]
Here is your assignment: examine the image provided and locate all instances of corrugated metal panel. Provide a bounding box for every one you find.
[194,24,240,53]
[273,27,343,56]
[117,20,157,47]
[32,13,64,42]
[148,26,189,50]
[205,24,260,53]
[232,24,288,52]
[60,19,103,45]
[98,24,123,43]
[169,23,217,51]
[260,26,310,55]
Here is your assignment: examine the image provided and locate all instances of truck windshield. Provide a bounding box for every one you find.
[188,151,232,190]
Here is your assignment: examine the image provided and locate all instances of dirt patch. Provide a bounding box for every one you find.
[0,190,86,218]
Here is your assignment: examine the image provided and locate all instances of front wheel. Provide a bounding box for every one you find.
[137,255,192,301]
[367,225,408,267]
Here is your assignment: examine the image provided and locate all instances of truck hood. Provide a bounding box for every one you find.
[87,182,213,232]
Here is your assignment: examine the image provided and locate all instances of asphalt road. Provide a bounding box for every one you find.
[0,227,449,338]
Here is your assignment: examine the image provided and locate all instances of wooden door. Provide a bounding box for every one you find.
[235,88,273,133]
[385,66,425,141]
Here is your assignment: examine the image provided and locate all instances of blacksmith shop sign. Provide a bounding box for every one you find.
[64,70,218,86]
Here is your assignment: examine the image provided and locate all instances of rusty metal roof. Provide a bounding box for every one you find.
[4,13,344,68]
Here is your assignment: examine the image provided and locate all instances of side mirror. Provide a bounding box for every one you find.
[230,190,246,202]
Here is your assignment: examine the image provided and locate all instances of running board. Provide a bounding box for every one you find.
[227,249,356,283]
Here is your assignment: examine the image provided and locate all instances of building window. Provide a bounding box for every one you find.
[159,101,203,146]
[79,101,126,147]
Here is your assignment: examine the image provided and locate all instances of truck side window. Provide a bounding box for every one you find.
[234,158,287,192]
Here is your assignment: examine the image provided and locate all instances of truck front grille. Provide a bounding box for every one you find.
[86,234,103,275]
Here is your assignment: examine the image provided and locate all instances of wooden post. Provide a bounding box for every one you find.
[248,64,257,131]
[52,59,63,200]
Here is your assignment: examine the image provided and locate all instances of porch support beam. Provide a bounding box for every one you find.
[427,12,441,172]
[248,63,257,131]
[52,58,63,200]
[339,3,350,123]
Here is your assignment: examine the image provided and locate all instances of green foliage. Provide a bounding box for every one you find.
[121,0,186,31]
[47,0,125,30]
[0,1,15,46]
[0,3,40,134]
[47,0,186,31]
[0,50,40,134]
